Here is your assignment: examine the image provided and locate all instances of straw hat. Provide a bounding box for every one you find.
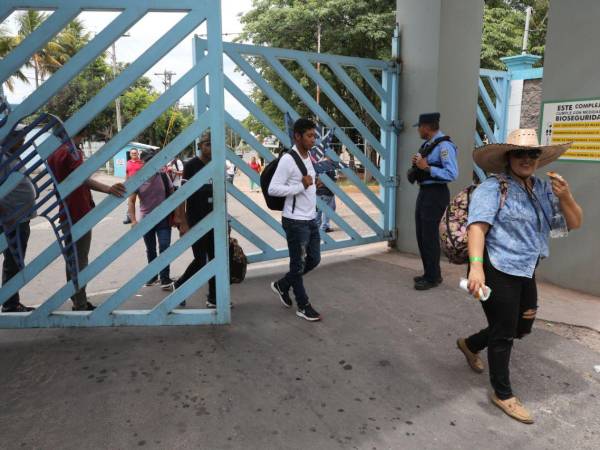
[473,129,571,173]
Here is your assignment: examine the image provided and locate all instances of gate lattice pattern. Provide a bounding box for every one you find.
[194,36,399,263]
[0,1,399,328]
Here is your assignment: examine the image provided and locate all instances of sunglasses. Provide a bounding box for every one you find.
[510,149,542,160]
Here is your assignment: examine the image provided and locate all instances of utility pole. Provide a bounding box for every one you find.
[522,6,533,54]
[154,69,177,93]
[111,41,123,133]
[316,22,322,106]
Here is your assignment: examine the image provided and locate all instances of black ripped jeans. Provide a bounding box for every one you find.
[465,254,538,400]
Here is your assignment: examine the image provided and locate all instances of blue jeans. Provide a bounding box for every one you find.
[316,194,336,230]
[277,217,321,308]
[143,220,171,282]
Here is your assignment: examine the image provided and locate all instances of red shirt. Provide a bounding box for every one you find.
[47,144,94,224]
[249,161,262,173]
[126,159,144,178]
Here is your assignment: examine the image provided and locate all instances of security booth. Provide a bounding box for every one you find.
[112,142,159,178]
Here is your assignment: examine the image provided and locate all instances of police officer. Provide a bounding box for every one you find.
[411,113,458,290]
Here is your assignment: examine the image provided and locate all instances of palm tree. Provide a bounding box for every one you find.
[16,10,63,88]
[0,24,29,92]
[52,18,91,67]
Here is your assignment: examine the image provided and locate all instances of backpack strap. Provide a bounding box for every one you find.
[287,150,308,214]
[159,172,172,198]
[491,173,509,209]
[288,149,308,176]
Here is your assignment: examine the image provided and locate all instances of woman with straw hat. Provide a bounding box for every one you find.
[456,129,583,424]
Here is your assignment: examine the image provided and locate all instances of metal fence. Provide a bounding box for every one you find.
[0,1,400,328]
[0,0,230,327]
[474,68,511,180]
[198,33,400,263]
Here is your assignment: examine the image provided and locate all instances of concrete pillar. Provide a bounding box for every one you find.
[394,0,484,253]
[535,0,600,296]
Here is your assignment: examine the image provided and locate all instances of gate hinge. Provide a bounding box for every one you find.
[384,175,401,188]
[391,119,404,134]
[388,60,402,74]
[383,228,398,241]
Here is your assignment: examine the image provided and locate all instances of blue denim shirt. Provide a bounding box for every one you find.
[467,174,561,278]
[420,130,459,185]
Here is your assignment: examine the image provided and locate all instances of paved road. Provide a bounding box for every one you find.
[0,253,598,449]
[2,172,599,449]
[14,170,600,334]
[13,171,381,309]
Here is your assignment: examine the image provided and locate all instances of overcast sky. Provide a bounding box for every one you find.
[2,1,254,120]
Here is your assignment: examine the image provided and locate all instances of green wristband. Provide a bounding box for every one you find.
[469,256,484,263]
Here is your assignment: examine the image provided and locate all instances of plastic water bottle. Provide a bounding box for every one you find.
[549,197,569,239]
[459,278,491,301]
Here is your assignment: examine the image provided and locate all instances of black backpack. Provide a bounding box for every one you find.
[260,150,307,211]
[229,237,247,283]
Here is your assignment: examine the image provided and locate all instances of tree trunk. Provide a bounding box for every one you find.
[33,55,39,88]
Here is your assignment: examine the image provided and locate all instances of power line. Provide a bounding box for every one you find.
[195,32,243,38]
[154,69,176,92]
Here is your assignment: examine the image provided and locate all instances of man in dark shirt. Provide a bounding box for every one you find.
[162,131,216,307]
[47,133,126,310]
[1,127,37,312]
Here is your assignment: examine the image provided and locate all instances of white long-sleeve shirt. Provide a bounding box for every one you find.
[268,147,317,220]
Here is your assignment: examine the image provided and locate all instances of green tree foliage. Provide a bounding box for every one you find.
[2,13,193,153]
[15,10,63,88]
[0,11,63,91]
[51,19,92,67]
[481,0,549,70]
[119,85,195,153]
[481,5,525,70]
[238,0,396,137]
[44,57,115,141]
[0,24,28,91]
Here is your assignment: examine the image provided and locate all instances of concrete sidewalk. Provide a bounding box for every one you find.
[0,245,598,450]
[358,246,600,333]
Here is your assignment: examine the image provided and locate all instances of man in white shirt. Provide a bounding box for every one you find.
[167,156,184,189]
[225,159,236,184]
[269,118,321,321]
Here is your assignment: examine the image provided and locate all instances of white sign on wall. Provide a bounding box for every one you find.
[540,98,600,162]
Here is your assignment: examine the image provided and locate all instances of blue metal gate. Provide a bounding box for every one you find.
[474,68,510,180]
[476,69,510,146]
[0,1,399,328]
[197,33,400,263]
[0,0,230,327]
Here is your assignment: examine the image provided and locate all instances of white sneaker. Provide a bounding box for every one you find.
[162,282,176,292]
